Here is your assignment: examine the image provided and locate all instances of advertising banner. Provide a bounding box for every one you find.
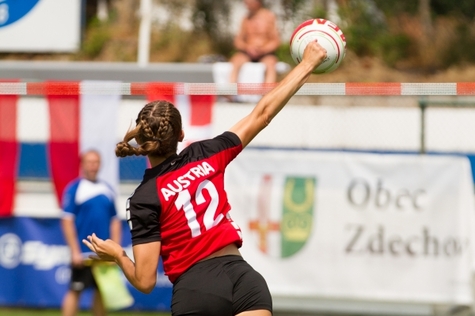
[0,0,81,52]
[0,217,172,310]
[1,150,474,310]
[226,150,475,304]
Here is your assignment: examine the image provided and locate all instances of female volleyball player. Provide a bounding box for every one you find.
[83,40,327,316]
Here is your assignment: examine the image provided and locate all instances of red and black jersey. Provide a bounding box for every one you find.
[126,131,243,283]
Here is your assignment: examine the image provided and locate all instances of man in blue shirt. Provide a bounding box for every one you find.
[61,150,121,316]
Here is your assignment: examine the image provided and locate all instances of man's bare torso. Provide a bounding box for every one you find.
[241,8,277,52]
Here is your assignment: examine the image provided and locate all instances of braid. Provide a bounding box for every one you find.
[115,100,182,158]
[156,108,173,142]
[140,116,155,140]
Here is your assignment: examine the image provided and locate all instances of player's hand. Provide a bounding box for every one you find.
[82,233,123,262]
[302,40,327,70]
[71,251,84,267]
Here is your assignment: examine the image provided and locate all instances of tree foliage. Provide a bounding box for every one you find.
[338,0,475,70]
[80,0,475,68]
[191,0,235,56]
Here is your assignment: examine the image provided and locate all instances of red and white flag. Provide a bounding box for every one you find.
[0,90,19,217]
[47,81,121,205]
[146,84,215,150]
[1,81,212,215]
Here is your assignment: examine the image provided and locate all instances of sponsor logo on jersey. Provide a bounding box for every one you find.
[161,161,215,201]
[249,175,316,258]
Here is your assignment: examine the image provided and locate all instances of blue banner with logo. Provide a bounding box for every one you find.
[0,217,172,311]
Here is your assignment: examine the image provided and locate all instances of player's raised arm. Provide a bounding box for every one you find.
[229,40,327,148]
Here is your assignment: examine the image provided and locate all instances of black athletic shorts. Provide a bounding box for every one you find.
[238,50,277,63]
[171,255,272,316]
[69,265,98,291]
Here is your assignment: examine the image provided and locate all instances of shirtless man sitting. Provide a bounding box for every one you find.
[229,0,281,84]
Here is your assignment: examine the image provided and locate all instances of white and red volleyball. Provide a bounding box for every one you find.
[290,18,347,74]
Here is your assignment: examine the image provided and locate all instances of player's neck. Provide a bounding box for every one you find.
[148,153,174,168]
[248,7,263,18]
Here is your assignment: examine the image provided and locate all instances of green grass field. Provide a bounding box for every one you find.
[0,308,170,316]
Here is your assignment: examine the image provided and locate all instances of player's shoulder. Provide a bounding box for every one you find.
[182,131,241,158]
[62,178,81,208]
[261,8,277,19]
[213,131,242,145]
[64,178,81,193]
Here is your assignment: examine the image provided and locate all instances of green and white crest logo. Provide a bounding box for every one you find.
[249,175,316,258]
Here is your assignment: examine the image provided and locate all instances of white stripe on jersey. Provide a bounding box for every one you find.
[75,179,115,205]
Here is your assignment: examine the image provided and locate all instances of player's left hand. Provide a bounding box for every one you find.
[83,233,123,262]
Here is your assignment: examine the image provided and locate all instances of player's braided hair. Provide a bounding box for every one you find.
[115,100,182,158]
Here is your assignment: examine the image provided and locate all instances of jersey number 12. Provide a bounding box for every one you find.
[174,179,224,238]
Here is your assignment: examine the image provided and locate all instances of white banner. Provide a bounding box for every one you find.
[0,0,81,52]
[80,81,121,196]
[226,150,475,304]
